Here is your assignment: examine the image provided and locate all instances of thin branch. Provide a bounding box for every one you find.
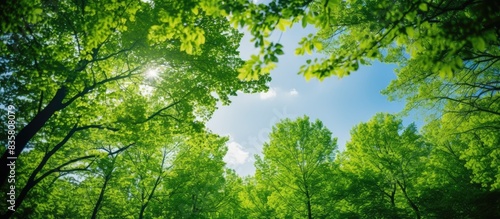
[62,67,141,107]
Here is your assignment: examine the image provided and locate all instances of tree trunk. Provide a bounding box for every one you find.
[397,181,421,219]
[305,187,313,219]
[0,87,67,188]
[1,123,78,218]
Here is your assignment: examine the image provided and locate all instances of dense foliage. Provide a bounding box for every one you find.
[1,0,499,218]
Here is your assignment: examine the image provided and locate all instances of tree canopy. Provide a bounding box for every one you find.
[254,116,338,219]
[1,0,500,218]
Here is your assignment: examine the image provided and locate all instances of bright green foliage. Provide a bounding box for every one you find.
[417,120,500,218]
[0,0,270,216]
[341,113,430,218]
[310,0,499,79]
[424,102,500,189]
[238,176,277,218]
[338,113,500,218]
[383,57,500,188]
[0,0,268,130]
[303,0,500,190]
[2,0,500,218]
[254,116,339,218]
[231,0,499,81]
[299,0,500,193]
[158,132,229,218]
[14,130,243,218]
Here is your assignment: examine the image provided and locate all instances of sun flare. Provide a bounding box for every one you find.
[145,68,159,79]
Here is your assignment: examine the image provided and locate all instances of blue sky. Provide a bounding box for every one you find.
[207,20,414,176]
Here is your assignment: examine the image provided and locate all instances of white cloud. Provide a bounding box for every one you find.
[224,141,249,165]
[289,88,299,96]
[259,88,277,100]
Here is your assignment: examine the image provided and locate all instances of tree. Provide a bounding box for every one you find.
[417,120,500,218]
[382,57,500,190]
[341,113,430,219]
[0,0,270,217]
[213,169,248,219]
[118,141,173,219]
[154,132,231,218]
[255,116,338,219]
[238,176,277,218]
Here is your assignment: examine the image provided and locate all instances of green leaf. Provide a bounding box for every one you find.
[192,7,199,15]
[33,8,43,15]
[313,41,323,51]
[270,55,278,62]
[472,37,486,51]
[275,49,284,55]
[438,65,453,78]
[405,26,415,38]
[419,3,428,12]
[295,47,304,55]
[277,19,292,31]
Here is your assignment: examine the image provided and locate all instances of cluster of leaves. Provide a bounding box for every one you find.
[233,0,499,81]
